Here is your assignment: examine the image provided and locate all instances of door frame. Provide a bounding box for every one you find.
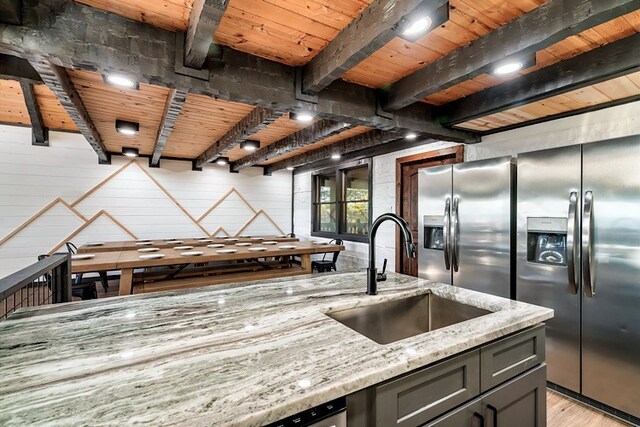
[395,145,465,274]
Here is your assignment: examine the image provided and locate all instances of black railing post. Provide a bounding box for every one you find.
[60,252,72,303]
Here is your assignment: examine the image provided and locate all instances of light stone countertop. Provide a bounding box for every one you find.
[0,272,553,426]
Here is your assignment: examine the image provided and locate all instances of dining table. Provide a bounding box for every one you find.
[71,240,344,296]
[76,235,299,253]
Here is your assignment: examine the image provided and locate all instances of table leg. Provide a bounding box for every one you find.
[301,254,312,273]
[119,268,133,296]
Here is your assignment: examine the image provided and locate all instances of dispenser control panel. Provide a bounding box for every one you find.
[526,217,567,266]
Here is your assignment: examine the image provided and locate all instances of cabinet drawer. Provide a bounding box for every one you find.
[480,325,545,392]
[375,350,480,427]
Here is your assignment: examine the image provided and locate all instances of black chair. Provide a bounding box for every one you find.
[311,239,343,273]
[66,242,110,298]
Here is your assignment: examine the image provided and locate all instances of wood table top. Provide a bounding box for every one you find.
[77,235,299,253]
[116,241,344,269]
[70,252,122,274]
[71,241,343,273]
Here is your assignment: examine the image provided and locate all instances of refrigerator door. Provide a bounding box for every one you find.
[418,164,453,285]
[581,135,640,418]
[452,157,514,298]
[516,145,582,393]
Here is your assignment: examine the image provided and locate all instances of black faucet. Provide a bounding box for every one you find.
[367,213,417,295]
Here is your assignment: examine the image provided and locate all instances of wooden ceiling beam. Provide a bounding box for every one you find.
[265,129,406,173]
[19,81,48,146]
[0,0,478,144]
[231,121,356,172]
[0,53,41,84]
[383,0,640,111]
[195,107,284,168]
[302,0,448,94]
[184,0,228,69]
[440,33,640,127]
[151,88,189,166]
[29,58,109,163]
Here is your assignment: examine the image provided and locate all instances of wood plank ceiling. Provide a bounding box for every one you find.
[1,0,639,168]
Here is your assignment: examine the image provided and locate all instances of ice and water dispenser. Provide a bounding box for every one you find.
[526,217,567,265]
[423,215,445,250]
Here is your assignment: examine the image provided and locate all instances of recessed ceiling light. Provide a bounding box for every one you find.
[293,112,314,123]
[240,140,260,151]
[216,157,229,166]
[286,166,295,171]
[403,16,433,36]
[105,73,137,89]
[122,147,139,158]
[331,154,341,160]
[115,119,139,136]
[494,61,524,75]
[405,132,418,140]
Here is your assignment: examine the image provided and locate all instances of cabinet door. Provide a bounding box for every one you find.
[425,399,483,427]
[375,350,480,427]
[481,364,546,427]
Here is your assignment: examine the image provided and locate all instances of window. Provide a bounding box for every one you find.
[312,160,371,242]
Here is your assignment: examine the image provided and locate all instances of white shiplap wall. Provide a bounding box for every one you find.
[293,100,640,273]
[0,125,292,278]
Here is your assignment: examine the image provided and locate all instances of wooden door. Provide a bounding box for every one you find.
[396,147,464,276]
[400,164,421,276]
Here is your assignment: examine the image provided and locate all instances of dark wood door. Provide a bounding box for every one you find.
[400,164,421,276]
[396,147,463,277]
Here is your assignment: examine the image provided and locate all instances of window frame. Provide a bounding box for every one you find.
[311,159,372,243]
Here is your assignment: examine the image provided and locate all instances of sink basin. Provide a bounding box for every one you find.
[327,293,492,345]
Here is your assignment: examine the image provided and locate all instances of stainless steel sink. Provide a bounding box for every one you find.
[327,293,492,345]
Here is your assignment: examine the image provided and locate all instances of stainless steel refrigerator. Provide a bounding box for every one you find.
[517,135,640,419]
[418,156,515,298]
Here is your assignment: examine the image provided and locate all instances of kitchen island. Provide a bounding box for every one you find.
[0,272,553,426]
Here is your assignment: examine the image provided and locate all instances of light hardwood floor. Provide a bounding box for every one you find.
[548,390,632,426]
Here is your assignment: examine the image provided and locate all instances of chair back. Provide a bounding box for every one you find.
[65,242,78,254]
[331,239,343,264]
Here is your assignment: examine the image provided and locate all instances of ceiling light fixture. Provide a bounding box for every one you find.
[240,140,260,151]
[216,157,230,166]
[405,132,418,140]
[493,61,524,75]
[105,73,138,89]
[291,112,314,123]
[122,147,139,158]
[331,154,341,160]
[115,119,139,136]
[402,16,433,36]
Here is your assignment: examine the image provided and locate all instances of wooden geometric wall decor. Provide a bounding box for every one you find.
[0,160,287,259]
[47,210,138,254]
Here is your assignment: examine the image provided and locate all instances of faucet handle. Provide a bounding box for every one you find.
[377,259,388,282]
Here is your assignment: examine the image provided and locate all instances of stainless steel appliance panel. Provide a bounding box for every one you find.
[418,164,453,284]
[452,157,513,298]
[516,145,582,392]
[581,135,640,417]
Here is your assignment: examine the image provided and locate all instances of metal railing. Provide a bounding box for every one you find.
[0,253,71,321]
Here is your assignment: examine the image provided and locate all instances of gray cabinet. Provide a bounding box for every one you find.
[375,350,480,426]
[426,365,546,427]
[347,325,547,427]
[481,364,546,427]
[425,399,483,427]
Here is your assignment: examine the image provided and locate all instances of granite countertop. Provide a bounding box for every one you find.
[0,272,553,426]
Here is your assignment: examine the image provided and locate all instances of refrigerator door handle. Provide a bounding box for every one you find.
[443,198,451,271]
[566,192,579,294]
[452,197,460,272]
[583,191,595,297]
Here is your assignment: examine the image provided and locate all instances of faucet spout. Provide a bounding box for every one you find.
[367,213,416,295]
